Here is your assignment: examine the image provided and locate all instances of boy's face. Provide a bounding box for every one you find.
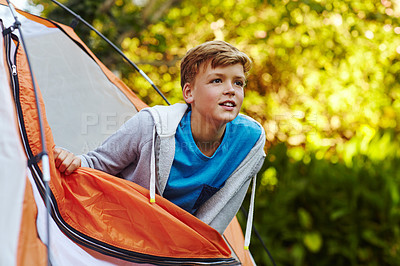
[183,61,245,129]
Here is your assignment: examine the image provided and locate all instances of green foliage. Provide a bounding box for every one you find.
[239,131,400,265]
[29,0,400,264]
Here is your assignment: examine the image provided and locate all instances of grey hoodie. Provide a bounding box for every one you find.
[80,103,266,244]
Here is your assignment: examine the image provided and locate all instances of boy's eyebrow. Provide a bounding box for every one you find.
[207,72,246,80]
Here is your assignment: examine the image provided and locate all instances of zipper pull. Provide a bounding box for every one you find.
[12,65,17,76]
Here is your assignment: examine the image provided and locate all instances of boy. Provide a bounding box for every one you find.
[54,40,266,237]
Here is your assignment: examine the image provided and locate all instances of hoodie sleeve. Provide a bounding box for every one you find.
[79,110,154,176]
[208,177,252,233]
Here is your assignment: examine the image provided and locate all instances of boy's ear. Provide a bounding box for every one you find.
[182,83,194,104]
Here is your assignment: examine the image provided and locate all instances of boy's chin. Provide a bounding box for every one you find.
[220,113,239,124]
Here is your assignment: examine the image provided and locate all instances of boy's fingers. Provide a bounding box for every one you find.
[55,150,71,169]
[53,148,61,164]
[64,157,81,176]
[54,149,65,168]
[58,153,74,173]
[53,148,80,175]
[53,147,61,157]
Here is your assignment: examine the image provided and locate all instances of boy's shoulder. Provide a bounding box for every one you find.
[232,114,264,134]
[141,103,188,136]
[227,114,265,146]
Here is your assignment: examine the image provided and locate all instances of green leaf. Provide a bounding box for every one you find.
[298,208,312,229]
[303,232,323,253]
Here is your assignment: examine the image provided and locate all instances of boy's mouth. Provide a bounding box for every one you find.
[219,101,236,107]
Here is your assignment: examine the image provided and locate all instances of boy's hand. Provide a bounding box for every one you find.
[53,147,81,175]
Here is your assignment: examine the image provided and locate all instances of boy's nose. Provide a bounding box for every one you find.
[224,83,235,95]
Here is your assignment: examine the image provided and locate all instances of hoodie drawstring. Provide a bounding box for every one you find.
[244,174,257,250]
[149,126,156,203]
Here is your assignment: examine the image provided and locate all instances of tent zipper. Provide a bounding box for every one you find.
[3,27,20,99]
[12,64,17,75]
[3,27,51,205]
[2,26,44,192]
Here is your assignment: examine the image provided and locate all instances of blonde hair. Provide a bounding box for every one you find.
[180,41,252,89]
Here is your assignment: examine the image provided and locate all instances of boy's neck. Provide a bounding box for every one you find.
[190,113,226,157]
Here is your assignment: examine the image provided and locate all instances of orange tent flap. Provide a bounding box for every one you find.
[56,167,231,259]
[224,217,255,266]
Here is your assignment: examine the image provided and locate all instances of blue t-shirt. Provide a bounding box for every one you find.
[163,110,262,214]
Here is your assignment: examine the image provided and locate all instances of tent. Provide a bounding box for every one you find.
[0,1,255,265]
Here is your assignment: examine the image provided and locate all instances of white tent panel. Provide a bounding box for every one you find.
[0,26,27,266]
[24,22,137,155]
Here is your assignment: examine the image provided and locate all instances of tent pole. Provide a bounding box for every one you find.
[5,1,52,265]
[49,0,171,106]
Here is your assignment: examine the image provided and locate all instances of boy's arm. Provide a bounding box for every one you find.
[79,110,154,176]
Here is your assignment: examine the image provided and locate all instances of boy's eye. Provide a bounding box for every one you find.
[235,81,245,87]
[211,79,222,83]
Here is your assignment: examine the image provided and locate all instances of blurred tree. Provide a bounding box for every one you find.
[31,0,400,150]
[33,0,400,157]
